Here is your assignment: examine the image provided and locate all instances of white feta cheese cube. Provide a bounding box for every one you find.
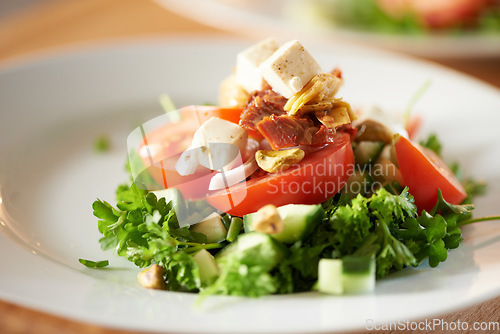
[259,40,321,98]
[191,117,247,150]
[176,117,248,174]
[235,38,280,93]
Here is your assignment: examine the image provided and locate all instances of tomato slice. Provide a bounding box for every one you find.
[205,132,354,217]
[135,106,354,215]
[394,135,466,212]
[136,106,242,198]
[192,105,242,124]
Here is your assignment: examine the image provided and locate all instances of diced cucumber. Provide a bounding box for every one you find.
[243,204,324,244]
[317,256,376,295]
[216,232,287,271]
[192,249,219,284]
[190,213,227,243]
[274,204,324,243]
[354,141,386,166]
[317,259,343,295]
[342,255,376,294]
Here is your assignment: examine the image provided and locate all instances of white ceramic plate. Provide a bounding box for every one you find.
[157,0,500,58]
[1,38,500,333]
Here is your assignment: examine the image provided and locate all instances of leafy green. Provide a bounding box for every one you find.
[92,183,225,291]
[328,194,371,254]
[320,0,423,34]
[201,254,278,298]
[200,234,283,298]
[79,259,109,268]
[393,190,474,267]
[275,241,328,293]
[296,188,472,280]
[419,133,442,156]
[93,181,477,297]
[93,135,111,153]
[312,0,500,35]
[352,188,417,277]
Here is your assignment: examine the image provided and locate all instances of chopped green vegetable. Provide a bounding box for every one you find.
[342,255,376,294]
[419,133,442,156]
[92,183,227,292]
[226,217,243,242]
[202,233,286,298]
[192,249,219,285]
[79,259,109,268]
[403,79,432,126]
[93,135,111,153]
[304,0,500,35]
[159,94,177,113]
[92,181,477,297]
[317,258,343,294]
[244,204,324,244]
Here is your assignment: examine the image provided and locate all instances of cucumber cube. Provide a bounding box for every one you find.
[190,213,228,243]
[192,249,219,284]
[317,258,344,295]
[317,256,376,295]
[342,255,376,294]
[243,204,324,244]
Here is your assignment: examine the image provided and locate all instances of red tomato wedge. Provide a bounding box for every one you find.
[205,132,354,217]
[394,135,467,212]
[136,106,354,216]
[136,106,243,198]
[193,105,242,124]
[190,105,262,139]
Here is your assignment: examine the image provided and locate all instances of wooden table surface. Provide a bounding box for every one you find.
[1,1,499,333]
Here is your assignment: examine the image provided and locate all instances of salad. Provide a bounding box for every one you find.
[288,0,500,35]
[88,39,492,298]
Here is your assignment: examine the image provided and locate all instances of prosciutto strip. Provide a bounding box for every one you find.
[239,89,287,132]
[256,115,316,150]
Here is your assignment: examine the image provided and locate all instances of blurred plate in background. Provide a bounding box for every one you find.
[157,0,500,58]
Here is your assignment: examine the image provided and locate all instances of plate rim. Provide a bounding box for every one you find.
[1,36,500,333]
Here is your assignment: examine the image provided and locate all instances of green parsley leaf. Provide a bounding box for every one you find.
[328,194,371,254]
[93,135,111,153]
[419,133,442,156]
[91,182,228,292]
[79,259,109,268]
[200,253,278,298]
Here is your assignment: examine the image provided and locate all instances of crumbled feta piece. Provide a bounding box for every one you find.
[176,117,248,175]
[259,40,321,98]
[235,38,280,93]
[191,117,247,150]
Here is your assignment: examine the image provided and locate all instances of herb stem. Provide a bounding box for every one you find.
[458,215,500,227]
[178,240,222,247]
[184,243,225,253]
[226,217,243,242]
[403,79,432,126]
